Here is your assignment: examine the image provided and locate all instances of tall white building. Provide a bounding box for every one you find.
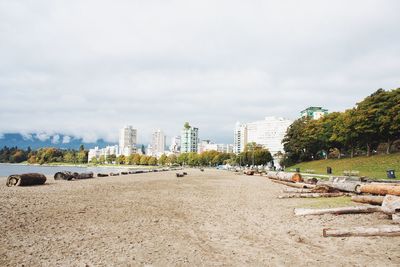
[234,122,247,154]
[151,129,166,155]
[88,145,119,162]
[234,117,292,155]
[170,136,181,153]
[181,122,199,153]
[119,125,137,156]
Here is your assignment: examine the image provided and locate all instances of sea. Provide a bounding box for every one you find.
[0,163,137,177]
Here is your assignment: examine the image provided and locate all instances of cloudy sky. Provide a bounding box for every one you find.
[0,0,399,144]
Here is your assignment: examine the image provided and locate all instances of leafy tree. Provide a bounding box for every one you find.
[158,154,167,166]
[148,156,157,166]
[166,154,177,165]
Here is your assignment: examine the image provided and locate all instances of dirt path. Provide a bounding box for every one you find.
[1,169,399,266]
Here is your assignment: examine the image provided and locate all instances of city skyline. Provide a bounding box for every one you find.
[1,1,399,144]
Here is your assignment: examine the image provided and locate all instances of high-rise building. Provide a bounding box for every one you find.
[181,122,199,153]
[233,117,292,155]
[170,136,181,153]
[300,107,328,120]
[151,129,166,155]
[234,122,247,154]
[119,125,137,156]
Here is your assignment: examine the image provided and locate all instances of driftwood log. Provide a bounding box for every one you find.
[318,180,362,194]
[75,172,94,179]
[294,205,381,216]
[121,172,128,175]
[323,225,400,237]
[283,188,314,193]
[110,172,120,176]
[6,173,47,187]
[183,172,188,175]
[97,173,109,177]
[392,213,400,223]
[176,173,184,177]
[381,195,400,214]
[54,171,78,180]
[271,179,316,189]
[278,192,349,199]
[351,195,384,205]
[266,171,303,183]
[360,184,400,196]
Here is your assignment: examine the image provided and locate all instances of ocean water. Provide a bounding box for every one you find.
[0,163,137,177]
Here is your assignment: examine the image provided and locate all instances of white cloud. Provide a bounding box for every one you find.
[51,134,60,144]
[0,0,399,144]
[62,135,71,144]
[35,133,50,142]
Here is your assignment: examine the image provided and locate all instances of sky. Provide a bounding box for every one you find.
[0,0,399,145]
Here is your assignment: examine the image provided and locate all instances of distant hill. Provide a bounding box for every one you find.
[0,133,115,150]
[288,153,400,179]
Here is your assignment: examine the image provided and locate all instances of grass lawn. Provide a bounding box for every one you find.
[289,153,400,179]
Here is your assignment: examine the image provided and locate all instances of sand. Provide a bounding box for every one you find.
[1,169,399,266]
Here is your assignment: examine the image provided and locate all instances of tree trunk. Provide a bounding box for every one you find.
[323,225,400,237]
[351,195,384,205]
[360,184,400,196]
[381,195,400,214]
[294,205,381,216]
[350,147,354,158]
[387,138,392,154]
[283,188,314,193]
[318,180,362,193]
[6,173,47,187]
[270,179,316,189]
[278,192,349,199]
[367,143,371,157]
[266,171,303,182]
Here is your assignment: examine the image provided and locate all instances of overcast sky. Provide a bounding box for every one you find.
[0,0,399,144]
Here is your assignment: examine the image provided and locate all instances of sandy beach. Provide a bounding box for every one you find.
[1,169,399,266]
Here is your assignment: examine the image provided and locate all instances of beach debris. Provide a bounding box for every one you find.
[97,173,109,177]
[176,173,184,177]
[121,172,128,175]
[200,168,204,172]
[183,172,188,176]
[381,195,400,214]
[278,192,350,199]
[244,170,254,175]
[271,179,316,189]
[351,195,384,205]
[318,178,363,193]
[322,225,400,237]
[6,173,47,187]
[110,172,120,176]
[75,172,94,179]
[294,205,381,216]
[54,171,78,180]
[282,188,314,193]
[266,171,303,182]
[360,184,400,196]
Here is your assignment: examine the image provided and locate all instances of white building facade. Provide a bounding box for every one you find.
[151,129,166,155]
[181,123,199,153]
[170,136,181,154]
[234,122,248,154]
[234,117,292,155]
[88,145,119,162]
[119,125,137,156]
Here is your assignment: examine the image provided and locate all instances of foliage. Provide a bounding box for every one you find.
[283,88,400,165]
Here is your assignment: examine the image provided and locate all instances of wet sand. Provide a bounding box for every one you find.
[1,169,399,266]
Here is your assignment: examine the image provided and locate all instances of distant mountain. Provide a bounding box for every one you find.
[0,133,116,150]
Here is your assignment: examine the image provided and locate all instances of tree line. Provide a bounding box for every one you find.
[282,88,400,166]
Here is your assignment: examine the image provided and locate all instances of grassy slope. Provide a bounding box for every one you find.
[289,153,400,179]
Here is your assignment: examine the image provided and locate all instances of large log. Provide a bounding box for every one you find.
[351,195,384,205]
[75,172,94,179]
[278,192,349,199]
[318,180,362,193]
[381,195,400,214]
[323,225,400,237]
[54,171,78,180]
[6,173,47,187]
[283,188,314,193]
[360,184,400,196]
[266,171,303,183]
[271,179,316,189]
[97,173,109,177]
[294,205,381,216]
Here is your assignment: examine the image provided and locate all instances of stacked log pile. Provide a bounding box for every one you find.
[6,173,47,187]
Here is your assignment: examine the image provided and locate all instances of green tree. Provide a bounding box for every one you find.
[166,154,177,165]
[148,156,157,166]
[158,154,167,166]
